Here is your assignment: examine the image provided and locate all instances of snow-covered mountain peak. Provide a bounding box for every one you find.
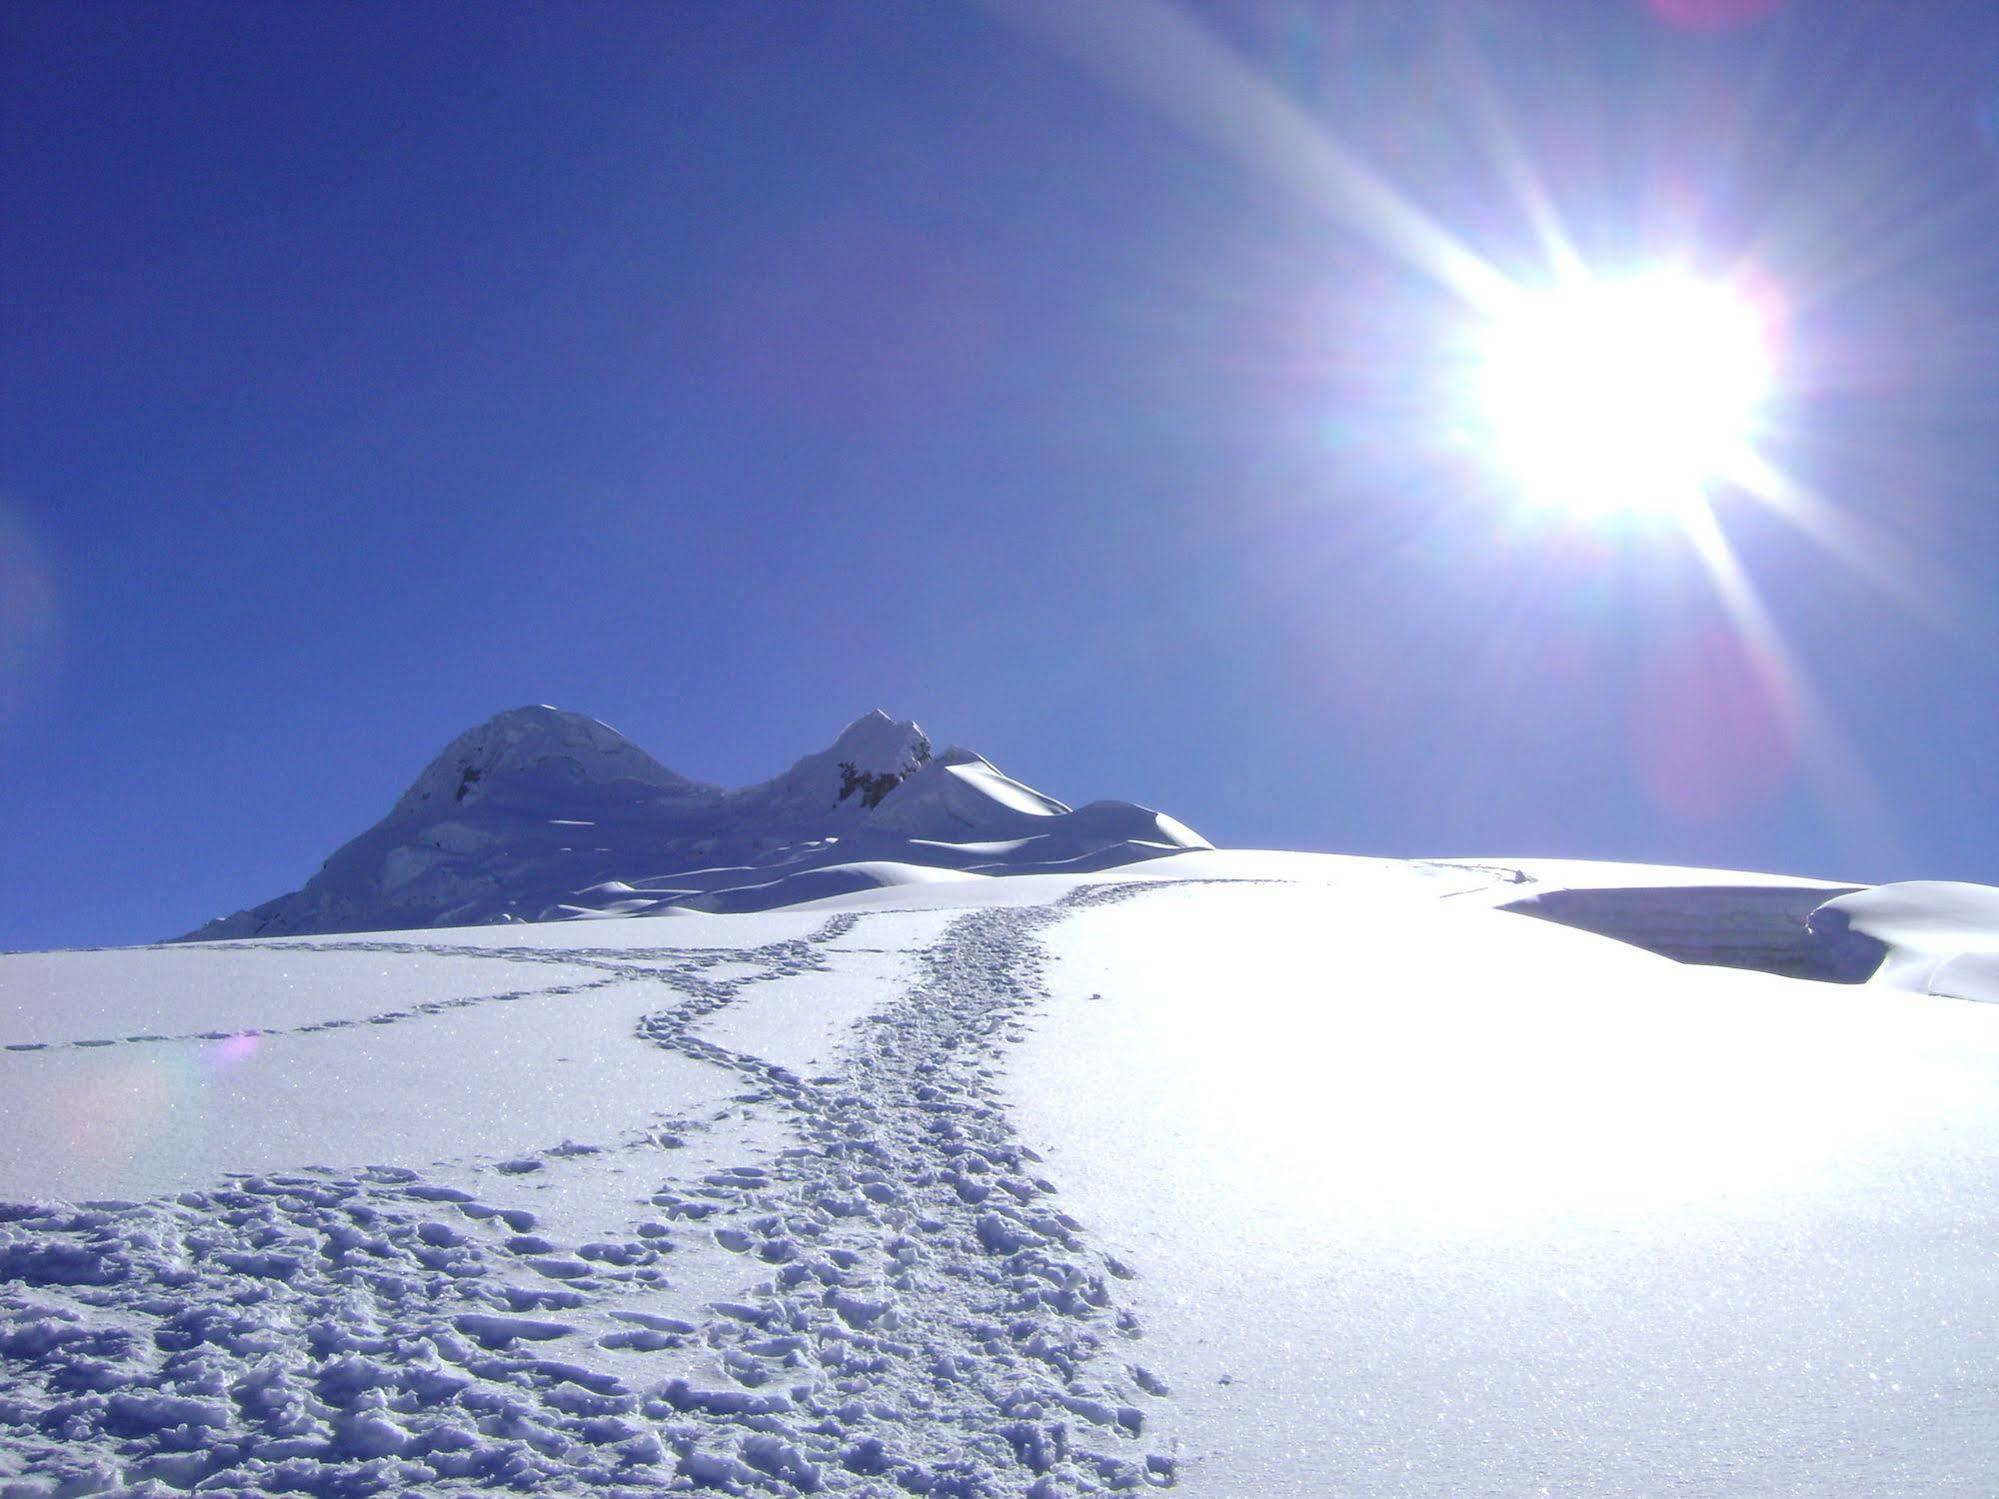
[388,705,694,819]
[746,710,934,821]
[184,706,1204,939]
[862,749,1069,835]
[825,709,932,780]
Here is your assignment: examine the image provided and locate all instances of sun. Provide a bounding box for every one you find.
[1466,271,1774,519]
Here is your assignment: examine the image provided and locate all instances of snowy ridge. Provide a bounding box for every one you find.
[1811,881,1999,1003]
[1488,863,1999,991]
[184,709,1207,940]
[1502,881,1871,980]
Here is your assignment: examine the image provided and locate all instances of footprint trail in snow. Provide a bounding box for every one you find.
[0,893,1174,1495]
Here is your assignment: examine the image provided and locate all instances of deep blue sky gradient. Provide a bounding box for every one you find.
[7,1,1999,949]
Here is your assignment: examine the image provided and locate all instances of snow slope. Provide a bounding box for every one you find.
[8,853,1999,1493]
[1494,867,1871,979]
[1016,875,1999,1495]
[1812,881,1999,1003]
[185,708,1208,940]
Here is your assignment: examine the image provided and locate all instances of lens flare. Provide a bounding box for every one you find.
[208,1032,262,1066]
[1644,0,1782,34]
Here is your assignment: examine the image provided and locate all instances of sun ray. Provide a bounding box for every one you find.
[1679,498,1902,865]
[981,0,1515,313]
[1445,32,1589,286]
[1730,453,1975,631]
[994,0,1943,880]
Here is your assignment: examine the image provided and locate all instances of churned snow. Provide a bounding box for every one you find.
[9,771,1999,1492]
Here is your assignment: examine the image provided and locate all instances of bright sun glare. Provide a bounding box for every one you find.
[1468,272,1774,519]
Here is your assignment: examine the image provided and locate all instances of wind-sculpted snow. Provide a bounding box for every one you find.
[1496,865,1999,992]
[1,899,1171,1495]
[1501,880,1870,979]
[1811,881,1999,1003]
[185,708,1206,941]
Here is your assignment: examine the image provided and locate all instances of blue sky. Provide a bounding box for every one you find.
[6,1,1999,950]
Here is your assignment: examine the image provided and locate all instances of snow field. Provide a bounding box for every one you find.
[0,945,613,1048]
[0,988,741,1207]
[2,898,1171,1494]
[11,857,1999,1494]
[1013,880,1999,1494]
